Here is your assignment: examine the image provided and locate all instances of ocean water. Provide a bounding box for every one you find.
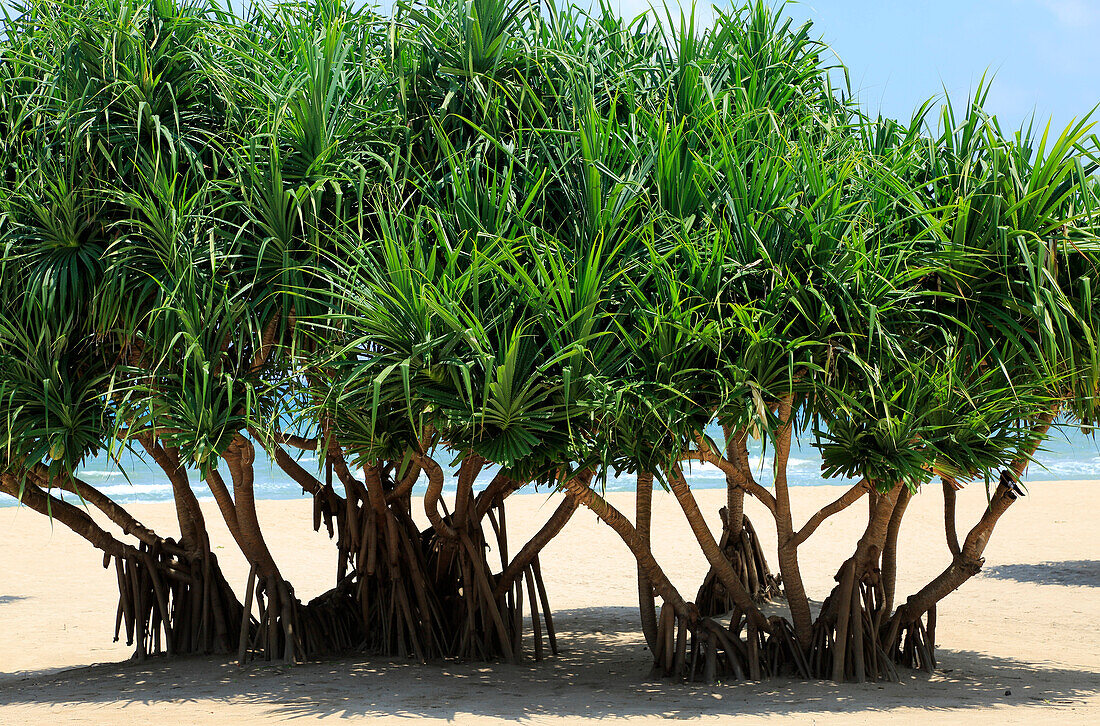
[4,424,1097,508]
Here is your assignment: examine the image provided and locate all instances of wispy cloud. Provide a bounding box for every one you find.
[1036,0,1099,27]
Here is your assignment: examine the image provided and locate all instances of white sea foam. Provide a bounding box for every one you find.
[1036,458,1100,476]
[95,483,173,497]
[75,469,130,481]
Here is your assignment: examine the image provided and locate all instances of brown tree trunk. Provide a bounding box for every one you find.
[474,472,524,519]
[666,463,770,633]
[494,494,577,597]
[204,466,246,551]
[771,396,813,648]
[453,455,485,530]
[889,472,1022,632]
[2,473,242,658]
[726,481,745,536]
[220,435,306,663]
[808,481,903,682]
[636,472,659,652]
[223,436,280,578]
[416,453,458,539]
[880,487,913,619]
[3,474,134,560]
[942,477,962,557]
[30,465,172,554]
[884,409,1058,669]
[561,471,693,618]
[138,439,205,551]
[692,426,781,614]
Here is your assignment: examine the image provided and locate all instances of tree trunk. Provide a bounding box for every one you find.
[636,472,660,653]
[695,483,780,614]
[137,439,206,552]
[880,487,913,620]
[885,472,1021,653]
[666,463,770,633]
[561,471,692,618]
[883,410,1058,672]
[808,481,903,682]
[221,435,308,662]
[223,436,281,578]
[770,396,813,648]
[494,494,577,597]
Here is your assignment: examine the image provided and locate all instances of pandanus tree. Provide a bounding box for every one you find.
[318,212,584,661]
[2,0,1097,683]
[0,0,250,657]
[858,96,1100,677]
[0,0,391,662]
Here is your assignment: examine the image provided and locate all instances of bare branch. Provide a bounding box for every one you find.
[792,479,869,547]
[688,437,778,514]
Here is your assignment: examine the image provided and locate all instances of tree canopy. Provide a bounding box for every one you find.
[1,0,1096,681]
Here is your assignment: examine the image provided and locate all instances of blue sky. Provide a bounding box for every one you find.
[614,0,1099,133]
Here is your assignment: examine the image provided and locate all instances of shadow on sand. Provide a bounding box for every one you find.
[980,560,1100,588]
[0,606,1096,719]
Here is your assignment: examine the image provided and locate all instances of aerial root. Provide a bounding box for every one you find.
[256,492,557,665]
[650,604,813,683]
[883,605,937,674]
[109,542,241,660]
[806,560,900,682]
[696,513,781,616]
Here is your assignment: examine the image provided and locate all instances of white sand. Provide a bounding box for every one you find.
[0,480,1097,724]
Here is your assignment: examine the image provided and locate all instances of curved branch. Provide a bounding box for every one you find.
[272,431,318,451]
[770,394,815,647]
[414,452,457,539]
[251,307,281,372]
[30,464,174,554]
[361,464,389,515]
[792,479,869,547]
[854,481,903,559]
[726,426,753,477]
[889,410,1059,628]
[2,474,132,560]
[386,459,422,504]
[942,477,961,557]
[223,436,280,577]
[720,425,747,536]
[666,463,770,632]
[136,437,206,550]
[686,440,777,514]
[636,471,659,652]
[560,470,693,619]
[326,440,372,504]
[261,434,348,520]
[266,440,324,497]
[454,454,485,529]
[881,486,913,617]
[474,472,524,519]
[204,465,245,551]
[891,472,1019,624]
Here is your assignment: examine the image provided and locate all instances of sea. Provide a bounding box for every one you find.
[4,424,1097,507]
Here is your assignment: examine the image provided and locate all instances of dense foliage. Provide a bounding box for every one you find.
[1,0,1096,681]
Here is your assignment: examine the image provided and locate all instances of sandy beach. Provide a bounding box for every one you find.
[1,481,1097,724]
